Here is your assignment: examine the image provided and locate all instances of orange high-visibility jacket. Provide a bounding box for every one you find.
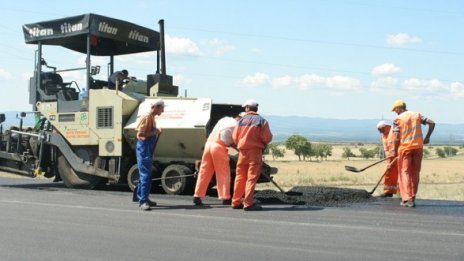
[233,112,273,150]
[393,111,426,152]
[381,125,396,157]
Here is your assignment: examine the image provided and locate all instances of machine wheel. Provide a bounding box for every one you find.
[161,164,193,195]
[57,147,104,189]
[127,164,160,192]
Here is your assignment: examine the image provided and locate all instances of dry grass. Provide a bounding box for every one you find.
[258,145,464,201]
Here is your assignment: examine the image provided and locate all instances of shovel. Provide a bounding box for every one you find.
[344,156,392,173]
[368,157,397,194]
[261,171,303,196]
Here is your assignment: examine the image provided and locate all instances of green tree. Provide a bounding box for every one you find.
[285,134,311,161]
[267,143,285,160]
[436,148,446,158]
[342,147,355,160]
[443,146,458,157]
[423,148,431,158]
[359,147,376,159]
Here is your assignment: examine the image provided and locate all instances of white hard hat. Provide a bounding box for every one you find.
[376,120,389,129]
[242,99,258,107]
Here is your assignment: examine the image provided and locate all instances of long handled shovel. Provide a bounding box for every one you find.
[368,157,397,194]
[344,156,392,173]
[261,172,303,196]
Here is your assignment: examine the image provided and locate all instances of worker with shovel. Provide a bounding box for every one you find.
[376,120,399,197]
[135,99,165,211]
[231,99,273,211]
[391,99,435,208]
[193,113,244,206]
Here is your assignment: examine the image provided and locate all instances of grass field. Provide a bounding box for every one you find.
[257,144,464,201]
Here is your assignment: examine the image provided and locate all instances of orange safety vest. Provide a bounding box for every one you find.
[394,111,424,152]
[381,125,396,157]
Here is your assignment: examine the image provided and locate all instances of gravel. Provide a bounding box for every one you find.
[255,186,376,207]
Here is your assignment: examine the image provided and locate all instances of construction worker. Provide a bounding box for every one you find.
[391,99,435,208]
[193,113,244,206]
[108,69,129,90]
[135,99,165,211]
[376,120,399,197]
[231,99,273,211]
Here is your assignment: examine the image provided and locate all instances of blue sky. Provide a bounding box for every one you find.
[1,0,463,124]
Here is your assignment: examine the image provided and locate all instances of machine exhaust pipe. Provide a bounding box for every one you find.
[159,19,166,76]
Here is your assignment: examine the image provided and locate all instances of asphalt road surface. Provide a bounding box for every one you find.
[0,176,463,261]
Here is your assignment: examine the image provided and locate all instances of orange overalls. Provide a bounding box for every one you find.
[393,111,426,202]
[232,112,273,208]
[380,125,399,194]
[194,117,237,200]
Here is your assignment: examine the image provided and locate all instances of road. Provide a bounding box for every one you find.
[0,176,463,261]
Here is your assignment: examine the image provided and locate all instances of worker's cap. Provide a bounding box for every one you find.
[391,99,406,111]
[376,120,390,129]
[151,99,165,108]
[242,99,259,107]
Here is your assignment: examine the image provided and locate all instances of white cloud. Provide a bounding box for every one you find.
[326,75,361,91]
[372,63,401,76]
[166,35,202,56]
[370,77,399,92]
[173,74,191,86]
[271,75,294,88]
[241,73,270,86]
[402,78,447,94]
[450,82,464,97]
[296,74,325,90]
[386,33,422,47]
[207,39,235,56]
[0,68,13,80]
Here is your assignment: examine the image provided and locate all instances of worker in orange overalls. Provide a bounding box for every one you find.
[391,99,435,207]
[193,113,243,206]
[376,120,399,197]
[231,99,273,211]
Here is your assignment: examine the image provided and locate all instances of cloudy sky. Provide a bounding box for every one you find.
[1,0,463,124]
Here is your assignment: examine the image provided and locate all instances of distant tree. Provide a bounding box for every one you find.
[443,146,458,157]
[359,147,376,159]
[268,143,285,160]
[435,148,446,158]
[342,147,355,160]
[423,148,431,158]
[322,144,333,160]
[285,134,311,161]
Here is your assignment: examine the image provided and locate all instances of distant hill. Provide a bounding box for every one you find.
[265,115,464,145]
[1,111,463,145]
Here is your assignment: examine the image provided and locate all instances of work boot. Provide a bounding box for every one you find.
[231,203,243,209]
[222,199,232,205]
[405,200,415,208]
[193,197,203,206]
[139,202,151,211]
[244,203,263,211]
[147,199,157,207]
[379,193,393,198]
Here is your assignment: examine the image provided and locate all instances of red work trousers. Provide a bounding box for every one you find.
[384,158,399,194]
[397,148,423,201]
[194,141,231,200]
[232,148,263,208]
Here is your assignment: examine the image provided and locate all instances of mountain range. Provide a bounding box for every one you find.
[1,111,463,145]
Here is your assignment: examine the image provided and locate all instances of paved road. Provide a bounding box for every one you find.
[0,177,463,261]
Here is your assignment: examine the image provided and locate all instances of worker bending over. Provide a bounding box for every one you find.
[376,120,399,197]
[391,99,435,208]
[231,99,273,211]
[193,113,244,206]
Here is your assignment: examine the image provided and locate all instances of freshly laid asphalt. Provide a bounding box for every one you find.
[0,176,463,261]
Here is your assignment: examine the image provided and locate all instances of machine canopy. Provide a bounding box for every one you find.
[23,13,159,56]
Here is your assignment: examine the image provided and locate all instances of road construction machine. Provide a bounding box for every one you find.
[0,14,276,195]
